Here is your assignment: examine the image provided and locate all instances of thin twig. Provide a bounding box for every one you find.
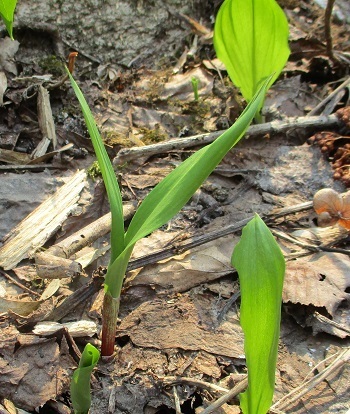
[0,269,41,298]
[113,115,340,164]
[270,348,350,411]
[217,291,241,324]
[324,0,338,64]
[127,202,314,272]
[311,311,350,335]
[199,377,248,414]
[308,77,350,116]
[42,275,104,322]
[162,376,230,394]
[173,386,182,414]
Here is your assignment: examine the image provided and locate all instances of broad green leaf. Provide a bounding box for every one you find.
[66,68,125,262]
[123,75,273,250]
[0,0,17,39]
[70,343,100,414]
[231,214,285,414]
[213,0,290,104]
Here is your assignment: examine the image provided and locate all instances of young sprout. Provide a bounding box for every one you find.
[66,66,273,357]
[0,0,18,39]
[232,214,285,414]
[191,76,199,101]
[70,343,100,414]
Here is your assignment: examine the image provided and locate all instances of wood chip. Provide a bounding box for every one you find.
[0,170,87,269]
[33,320,97,337]
[31,85,57,159]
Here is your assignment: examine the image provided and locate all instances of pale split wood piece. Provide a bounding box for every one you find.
[34,202,136,279]
[0,169,87,270]
[47,203,136,259]
[31,85,57,159]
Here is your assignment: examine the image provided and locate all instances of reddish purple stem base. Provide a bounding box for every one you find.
[101,292,120,357]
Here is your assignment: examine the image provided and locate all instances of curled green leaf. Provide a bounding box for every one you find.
[232,214,285,414]
[70,343,100,414]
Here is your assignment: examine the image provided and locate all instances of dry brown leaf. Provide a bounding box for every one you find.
[0,323,74,411]
[160,67,214,101]
[0,280,59,316]
[118,295,244,358]
[283,252,349,316]
[129,235,235,294]
[0,37,19,75]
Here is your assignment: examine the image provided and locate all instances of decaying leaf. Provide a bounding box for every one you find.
[0,279,59,316]
[160,67,214,101]
[128,234,235,294]
[0,37,19,75]
[118,295,244,358]
[283,252,349,317]
[0,323,74,411]
[313,188,350,230]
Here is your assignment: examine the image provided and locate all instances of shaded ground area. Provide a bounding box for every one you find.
[0,0,350,413]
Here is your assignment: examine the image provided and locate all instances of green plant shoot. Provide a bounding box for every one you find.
[213,0,290,121]
[0,0,18,39]
[70,343,100,414]
[66,66,273,356]
[231,214,285,414]
[191,76,199,101]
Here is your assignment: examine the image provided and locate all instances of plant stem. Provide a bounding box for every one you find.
[325,0,338,64]
[254,110,263,124]
[101,291,120,356]
[191,77,199,101]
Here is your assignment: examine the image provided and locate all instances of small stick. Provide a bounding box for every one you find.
[217,291,241,324]
[113,115,340,164]
[0,269,41,298]
[173,386,182,414]
[42,275,104,322]
[270,348,350,411]
[199,377,248,414]
[47,202,136,259]
[307,77,350,116]
[311,311,350,335]
[127,201,314,272]
[162,376,230,394]
[324,0,338,64]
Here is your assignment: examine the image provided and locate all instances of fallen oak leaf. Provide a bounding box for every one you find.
[313,188,350,230]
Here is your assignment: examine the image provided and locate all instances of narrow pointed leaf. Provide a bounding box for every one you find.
[104,244,133,297]
[124,75,272,249]
[0,0,17,39]
[231,214,285,414]
[213,0,290,103]
[70,343,100,414]
[66,68,125,261]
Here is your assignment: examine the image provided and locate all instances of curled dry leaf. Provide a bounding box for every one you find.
[313,188,350,230]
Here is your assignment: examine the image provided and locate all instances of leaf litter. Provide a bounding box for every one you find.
[0,0,350,413]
